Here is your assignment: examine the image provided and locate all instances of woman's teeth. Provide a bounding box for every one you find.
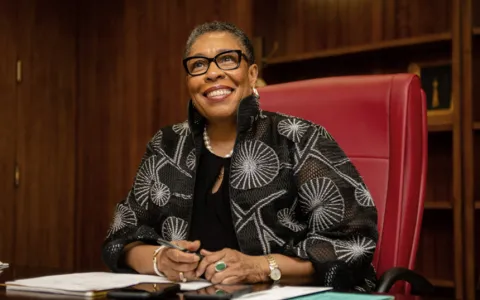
[207,89,232,98]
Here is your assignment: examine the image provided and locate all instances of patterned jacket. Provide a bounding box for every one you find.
[102,95,378,291]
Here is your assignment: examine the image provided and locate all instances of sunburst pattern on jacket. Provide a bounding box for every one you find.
[231,140,279,190]
[299,177,345,231]
[277,197,306,232]
[107,203,137,237]
[150,181,170,207]
[151,130,163,152]
[134,156,159,209]
[172,121,191,136]
[277,118,310,143]
[162,216,188,241]
[334,236,376,263]
[186,149,196,170]
[354,184,374,207]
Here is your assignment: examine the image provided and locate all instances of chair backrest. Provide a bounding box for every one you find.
[259,74,427,294]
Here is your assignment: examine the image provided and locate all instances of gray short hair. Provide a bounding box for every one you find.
[184,21,255,65]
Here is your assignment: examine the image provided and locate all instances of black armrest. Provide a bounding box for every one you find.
[376,267,434,295]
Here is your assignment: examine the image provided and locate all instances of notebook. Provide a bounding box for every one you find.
[293,291,395,300]
[4,272,211,298]
[236,286,332,300]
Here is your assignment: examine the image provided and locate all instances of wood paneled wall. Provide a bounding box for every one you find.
[0,0,77,270]
[15,0,77,270]
[76,0,253,270]
[475,1,480,27]
[254,0,451,59]
[0,0,18,266]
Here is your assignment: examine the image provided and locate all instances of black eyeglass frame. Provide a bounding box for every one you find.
[183,49,249,76]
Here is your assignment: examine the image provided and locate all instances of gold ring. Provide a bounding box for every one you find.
[179,271,187,283]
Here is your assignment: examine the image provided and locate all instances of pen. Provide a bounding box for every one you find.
[156,239,204,259]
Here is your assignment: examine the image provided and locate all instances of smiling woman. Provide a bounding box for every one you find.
[102,21,379,292]
[183,29,258,138]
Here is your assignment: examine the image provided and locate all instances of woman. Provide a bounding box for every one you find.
[102,21,378,292]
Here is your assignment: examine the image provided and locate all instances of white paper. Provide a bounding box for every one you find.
[6,272,211,293]
[237,286,331,300]
[0,261,9,270]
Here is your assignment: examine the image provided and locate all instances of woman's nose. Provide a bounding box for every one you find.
[205,62,225,81]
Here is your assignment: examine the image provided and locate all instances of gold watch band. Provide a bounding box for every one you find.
[266,254,282,282]
[266,254,278,269]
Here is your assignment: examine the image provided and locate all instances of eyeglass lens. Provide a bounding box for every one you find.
[186,51,240,75]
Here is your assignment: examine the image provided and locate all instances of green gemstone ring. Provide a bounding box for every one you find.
[214,260,227,272]
[215,289,226,295]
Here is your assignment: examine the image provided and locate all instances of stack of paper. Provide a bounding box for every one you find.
[0,261,9,271]
[5,272,211,297]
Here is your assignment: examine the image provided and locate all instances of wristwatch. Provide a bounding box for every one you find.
[266,254,282,281]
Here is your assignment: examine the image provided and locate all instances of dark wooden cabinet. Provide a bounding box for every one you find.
[0,0,76,270]
[462,1,480,299]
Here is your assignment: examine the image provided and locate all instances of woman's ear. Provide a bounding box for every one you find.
[248,64,259,88]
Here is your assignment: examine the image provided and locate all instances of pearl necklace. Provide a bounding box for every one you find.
[203,127,234,158]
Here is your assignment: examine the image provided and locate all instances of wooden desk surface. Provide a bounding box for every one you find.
[0,266,430,300]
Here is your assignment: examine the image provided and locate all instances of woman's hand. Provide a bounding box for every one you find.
[157,240,201,282]
[195,248,269,284]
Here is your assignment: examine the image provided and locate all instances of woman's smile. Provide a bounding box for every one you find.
[202,85,235,103]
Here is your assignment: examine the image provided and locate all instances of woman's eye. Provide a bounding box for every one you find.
[192,61,205,69]
[220,56,234,62]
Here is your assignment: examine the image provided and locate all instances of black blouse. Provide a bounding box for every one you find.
[188,145,240,252]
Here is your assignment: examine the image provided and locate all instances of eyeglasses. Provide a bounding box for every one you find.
[183,50,248,76]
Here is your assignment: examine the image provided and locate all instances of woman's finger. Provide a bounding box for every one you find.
[165,248,200,264]
[163,270,179,282]
[220,276,242,285]
[209,262,242,284]
[204,261,217,281]
[195,250,227,277]
[163,269,197,282]
[180,270,199,282]
[173,240,201,252]
[169,261,199,272]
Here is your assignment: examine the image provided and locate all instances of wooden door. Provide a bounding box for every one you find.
[0,0,18,265]
[14,0,77,270]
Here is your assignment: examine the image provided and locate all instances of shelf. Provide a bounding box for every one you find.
[427,111,453,132]
[429,278,455,288]
[264,33,452,65]
[424,201,453,209]
[474,27,480,35]
[475,201,480,209]
[473,122,480,130]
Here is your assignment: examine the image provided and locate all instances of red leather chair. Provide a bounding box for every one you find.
[259,74,432,295]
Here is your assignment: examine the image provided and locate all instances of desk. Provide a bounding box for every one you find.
[0,266,429,300]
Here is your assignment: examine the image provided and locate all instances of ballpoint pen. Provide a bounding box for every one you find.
[156,239,204,260]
